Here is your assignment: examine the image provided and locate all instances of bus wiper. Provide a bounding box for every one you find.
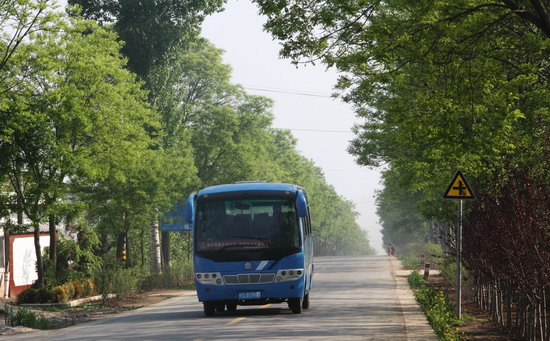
[232,236,273,246]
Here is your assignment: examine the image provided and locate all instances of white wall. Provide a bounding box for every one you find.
[13,235,50,286]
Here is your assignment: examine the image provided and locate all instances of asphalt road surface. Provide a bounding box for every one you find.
[10,256,437,340]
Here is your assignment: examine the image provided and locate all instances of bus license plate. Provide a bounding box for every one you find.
[239,291,261,300]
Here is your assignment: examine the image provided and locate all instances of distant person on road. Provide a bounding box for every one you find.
[387,243,394,256]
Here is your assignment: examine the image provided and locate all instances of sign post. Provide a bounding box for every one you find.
[443,170,475,319]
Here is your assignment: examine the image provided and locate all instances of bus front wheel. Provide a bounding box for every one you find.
[203,302,216,317]
[227,303,237,312]
[288,297,303,314]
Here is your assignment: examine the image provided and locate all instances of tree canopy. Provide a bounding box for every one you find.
[254,0,550,219]
[68,0,226,77]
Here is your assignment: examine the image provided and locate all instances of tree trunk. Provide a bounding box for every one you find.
[33,224,44,288]
[3,227,9,270]
[48,215,56,271]
[116,232,125,263]
[149,218,162,274]
[140,224,145,268]
[161,231,171,271]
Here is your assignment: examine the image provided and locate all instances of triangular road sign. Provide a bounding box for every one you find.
[443,170,475,200]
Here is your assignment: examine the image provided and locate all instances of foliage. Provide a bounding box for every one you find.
[0,8,159,286]
[408,271,461,341]
[50,286,69,304]
[4,307,50,330]
[398,242,444,269]
[254,6,549,338]
[17,277,97,304]
[16,287,53,304]
[2,1,377,294]
[93,265,141,301]
[0,0,57,71]
[438,257,459,288]
[400,254,422,270]
[253,0,550,225]
[148,37,374,256]
[44,223,103,287]
[68,0,226,77]
[62,282,75,301]
[16,288,39,305]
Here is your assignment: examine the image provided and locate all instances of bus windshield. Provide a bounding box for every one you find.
[195,198,301,254]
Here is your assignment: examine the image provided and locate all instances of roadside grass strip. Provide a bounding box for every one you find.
[4,306,51,330]
[408,271,462,341]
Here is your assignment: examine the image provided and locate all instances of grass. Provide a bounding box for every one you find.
[5,307,51,330]
[458,315,488,324]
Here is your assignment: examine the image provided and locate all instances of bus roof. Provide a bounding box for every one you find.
[197,182,304,197]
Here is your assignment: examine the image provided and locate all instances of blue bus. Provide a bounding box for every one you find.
[184,182,314,316]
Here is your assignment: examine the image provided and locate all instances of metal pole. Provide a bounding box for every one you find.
[456,200,462,319]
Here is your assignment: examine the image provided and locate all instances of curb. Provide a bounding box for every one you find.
[1,294,116,313]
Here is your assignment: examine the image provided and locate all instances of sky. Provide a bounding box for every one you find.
[201,0,384,254]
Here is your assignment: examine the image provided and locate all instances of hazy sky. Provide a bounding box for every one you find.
[202,0,384,254]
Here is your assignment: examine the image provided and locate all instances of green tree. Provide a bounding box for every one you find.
[148,39,278,186]
[0,15,158,287]
[68,0,225,78]
[0,0,56,71]
[264,129,374,255]
[254,0,550,224]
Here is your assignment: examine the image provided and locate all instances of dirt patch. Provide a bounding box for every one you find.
[426,275,522,340]
[0,289,188,336]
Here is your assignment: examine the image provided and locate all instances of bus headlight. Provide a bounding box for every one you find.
[276,269,304,282]
[196,272,224,285]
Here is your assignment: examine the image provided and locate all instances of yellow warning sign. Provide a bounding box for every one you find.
[443,171,475,200]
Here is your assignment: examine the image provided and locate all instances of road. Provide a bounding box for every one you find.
[11,256,437,340]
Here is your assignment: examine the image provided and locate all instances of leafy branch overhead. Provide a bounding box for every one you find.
[254,0,550,212]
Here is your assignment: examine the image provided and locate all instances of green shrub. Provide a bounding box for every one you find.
[94,266,141,300]
[63,282,75,300]
[400,253,422,269]
[71,280,84,299]
[5,307,50,330]
[139,274,163,291]
[36,287,54,303]
[408,270,426,288]
[399,242,444,269]
[81,278,95,297]
[50,286,69,303]
[437,257,468,287]
[16,288,39,304]
[139,261,194,291]
[408,271,461,340]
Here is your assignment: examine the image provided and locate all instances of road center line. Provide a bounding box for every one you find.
[260,304,272,309]
[225,317,246,326]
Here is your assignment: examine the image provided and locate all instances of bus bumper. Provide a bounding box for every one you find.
[195,279,305,303]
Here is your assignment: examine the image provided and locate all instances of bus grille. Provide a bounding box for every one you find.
[223,273,275,285]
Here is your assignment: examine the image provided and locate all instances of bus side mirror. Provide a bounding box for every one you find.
[296,191,308,217]
[184,193,196,224]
